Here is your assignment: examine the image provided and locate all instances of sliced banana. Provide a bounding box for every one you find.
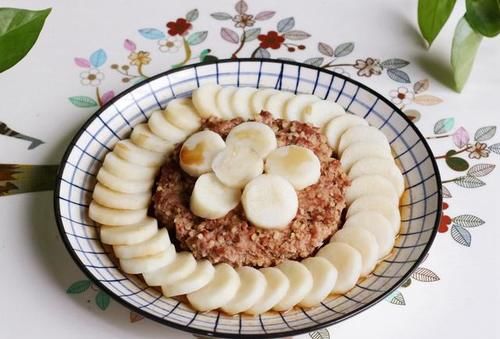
[100,217,158,245]
[187,263,241,312]
[302,100,346,129]
[113,228,170,259]
[225,121,277,158]
[212,146,263,188]
[179,130,226,177]
[120,245,176,274]
[113,139,166,167]
[284,94,320,121]
[102,152,158,181]
[264,145,321,190]
[331,227,379,276]
[345,175,399,206]
[349,157,404,197]
[251,88,278,115]
[347,195,401,235]
[316,242,362,294]
[162,260,215,297]
[89,201,147,226]
[340,142,393,172]
[92,183,151,210]
[130,123,175,154]
[273,260,313,311]
[338,125,390,156]
[324,114,369,151]
[344,211,395,258]
[299,257,338,308]
[148,110,190,143]
[97,167,153,194]
[264,91,295,119]
[216,86,238,119]
[242,174,298,230]
[164,98,201,132]
[192,83,222,118]
[245,267,290,315]
[221,267,267,315]
[143,251,196,286]
[190,173,241,219]
[231,87,257,120]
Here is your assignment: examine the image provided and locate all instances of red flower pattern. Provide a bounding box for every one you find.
[439,202,451,233]
[166,18,192,36]
[257,31,285,49]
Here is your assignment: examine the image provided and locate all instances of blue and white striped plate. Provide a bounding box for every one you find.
[54,59,442,338]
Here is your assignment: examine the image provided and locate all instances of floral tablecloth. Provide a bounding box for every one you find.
[1,0,499,338]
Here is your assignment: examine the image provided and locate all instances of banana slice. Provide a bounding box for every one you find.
[347,195,401,235]
[338,125,390,156]
[331,227,379,276]
[102,152,158,181]
[221,266,267,315]
[114,139,166,167]
[245,267,290,315]
[89,201,147,226]
[162,260,215,297]
[190,173,241,219]
[143,251,196,286]
[316,242,362,294]
[164,98,201,132]
[251,88,278,115]
[212,146,263,188]
[216,86,238,119]
[299,257,338,308]
[225,121,277,158]
[231,87,257,120]
[187,263,241,312]
[302,100,346,128]
[100,217,158,245]
[130,123,175,154]
[273,260,313,311]
[179,130,226,177]
[349,157,404,197]
[97,167,153,194]
[345,175,399,206]
[284,94,320,121]
[92,183,151,210]
[120,245,176,274]
[113,228,170,259]
[324,114,369,151]
[264,145,321,190]
[148,110,189,143]
[242,174,298,230]
[340,142,393,172]
[344,211,395,258]
[192,83,222,118]
[264,92,295,119]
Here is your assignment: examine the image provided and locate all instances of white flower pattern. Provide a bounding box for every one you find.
[80,69,104,87]
[158,37,182,53]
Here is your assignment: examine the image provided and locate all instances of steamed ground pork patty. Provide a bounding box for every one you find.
[153,111,350,267]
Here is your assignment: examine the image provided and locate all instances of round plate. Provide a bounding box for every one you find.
[54,59,442,338]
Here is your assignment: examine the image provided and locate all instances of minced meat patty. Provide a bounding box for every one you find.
[153,111,350,268]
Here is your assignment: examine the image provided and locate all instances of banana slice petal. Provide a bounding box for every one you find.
[102,152,158,181]
[92,183,151,210]
[316,242,362,294]
[242,174,298,230]
[225,121,277,158]
[148,110,189,143]
[245,267,290,315]
[298,257,337,308]
[97,167,153,194]
[164,98,201,132]
[345,175,399,206]
[89,201,148,226]
[143,251,196,286]
[190,173,241,219]
[231,87,257,120]
[324,114,369,151]
[284,94,320,121]
[302,100,346,128]
[114,139,166,167]
[251,88,278,115]
[264,145,321,190]
[273,260,313,311]
[120,245,176,274]
[130,123,175,154]
[331,227,379,276]
[113,228,170,259]
[221,266,267,315]
[264,92,295,119]
[212,146,264,188]
[340,142,393,172]
[192,83,222,118]
[349,157,404,197]
[216,86,238,119]
[338,125,390,156]
[187,263,241,312]
[179,130,226,177]
[347,195,401,235]
[162,260,215,297]
[100,217,158,245]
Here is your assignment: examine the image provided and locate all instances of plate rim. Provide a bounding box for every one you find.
[53,57,442,338]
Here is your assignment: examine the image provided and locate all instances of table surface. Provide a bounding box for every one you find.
[1,0,499,338]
